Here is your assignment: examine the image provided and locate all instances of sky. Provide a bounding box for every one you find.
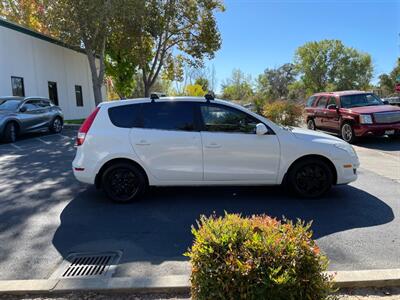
[206,0,400,89]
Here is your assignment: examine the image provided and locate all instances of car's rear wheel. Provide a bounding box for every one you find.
[2,122,18,143]
[287,158,333,198]
[102,163,147,203]
[341,123,356,144]
[307,118,316,130]
[50,117,63,133]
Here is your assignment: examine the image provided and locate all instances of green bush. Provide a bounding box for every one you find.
[185,213,335,300]
[263,100,303,126]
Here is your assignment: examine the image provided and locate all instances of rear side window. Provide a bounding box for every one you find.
[317,96,327,107]
[140,102,195,131]
[108,104,140,128]
[306,96,317,107]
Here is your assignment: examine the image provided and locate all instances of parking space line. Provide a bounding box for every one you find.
[58,134,73,140]
[36,137,52,145]
[10,143,22,150]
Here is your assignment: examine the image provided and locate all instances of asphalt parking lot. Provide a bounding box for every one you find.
[0,128,399,280]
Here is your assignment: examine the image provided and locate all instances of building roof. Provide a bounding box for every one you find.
[0,18,86,55]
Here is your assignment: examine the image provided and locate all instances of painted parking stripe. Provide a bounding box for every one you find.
[10,143,22,150]
[36,137,52,145]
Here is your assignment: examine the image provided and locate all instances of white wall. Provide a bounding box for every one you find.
[0,25,106,120]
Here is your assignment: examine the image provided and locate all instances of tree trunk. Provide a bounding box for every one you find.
[87,53,103,106]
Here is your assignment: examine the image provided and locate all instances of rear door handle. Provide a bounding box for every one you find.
[205,142,221,148]
[136,139,150,145]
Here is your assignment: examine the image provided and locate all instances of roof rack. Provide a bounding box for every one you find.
[205,92,215,102]
[150,93,159,103]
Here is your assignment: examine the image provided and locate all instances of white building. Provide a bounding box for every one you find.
[0,19,105,120]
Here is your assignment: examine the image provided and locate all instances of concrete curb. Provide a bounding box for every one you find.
[0,270,399,295]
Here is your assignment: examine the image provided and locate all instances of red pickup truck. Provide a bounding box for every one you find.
[305,91,400,143]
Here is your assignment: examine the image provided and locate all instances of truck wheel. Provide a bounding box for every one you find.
[287,158,333,198]
[341,123,356,144]
[2,122,18,143]
[102,163,147,203]
[307,119,316,130]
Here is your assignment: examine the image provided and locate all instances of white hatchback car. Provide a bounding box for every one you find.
[72,95,359,203]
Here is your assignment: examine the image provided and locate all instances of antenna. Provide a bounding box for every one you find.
[205,92,215,102]
[150,93,159,103]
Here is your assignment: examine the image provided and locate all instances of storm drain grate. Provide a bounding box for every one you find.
[51,251,122,279]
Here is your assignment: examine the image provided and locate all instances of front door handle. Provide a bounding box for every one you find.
[205,142,221,148]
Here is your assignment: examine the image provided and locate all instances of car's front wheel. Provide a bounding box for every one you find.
[2,122,18,143]
[102,163,147,203]
[287,158,333,198]
[341,123,356,144]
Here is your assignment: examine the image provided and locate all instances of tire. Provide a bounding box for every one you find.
[341,122,356,144]
[307,118,316,130]
[2,122,18,143]
[287,158,333,198]
[50,117,63,133]
[102,163,147,203]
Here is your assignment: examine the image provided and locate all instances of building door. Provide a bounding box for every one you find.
[48,82,59,106]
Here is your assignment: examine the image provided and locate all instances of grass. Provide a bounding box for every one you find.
[64,119,85,125]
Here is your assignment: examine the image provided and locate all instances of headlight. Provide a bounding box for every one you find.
[334,143,357,157]
[359,114,373,124]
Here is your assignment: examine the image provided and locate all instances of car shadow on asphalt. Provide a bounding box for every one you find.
[52,184,394,265]
[354,136,400,151]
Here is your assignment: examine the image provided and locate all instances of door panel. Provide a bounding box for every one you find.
[19,100,47,132]
[199,103,280,183]
[201,132,280,182]
[129,101,203,181]
[314,96,328,128]
[130,129,203,181]
[324,96,340,131]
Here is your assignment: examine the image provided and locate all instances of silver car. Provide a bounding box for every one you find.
[0,96,63,143]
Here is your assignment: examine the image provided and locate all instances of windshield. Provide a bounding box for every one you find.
[340,93,383,108]
[0,100,22,111]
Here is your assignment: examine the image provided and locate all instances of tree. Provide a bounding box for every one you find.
[0,0,49,34]
[221,69,254,100]
[378,58,400,96]
[295,40,373,93]
[185,84,206,96]
[137,0,224,97]
[257,63,297,100]
[195,77,209,92]
[46,0,122,105]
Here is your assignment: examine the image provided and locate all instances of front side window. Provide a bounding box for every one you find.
[22,100,40,111]
[340,93,383,108]
[11,77,25,97]
[140,102,195,131]
[75,85,83,107]
[200,104,259,133]
[327,96,337,107]
[317,96,327,108]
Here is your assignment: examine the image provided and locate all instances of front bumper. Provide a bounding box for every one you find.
[354,123,400,137]
[334,157,360,185]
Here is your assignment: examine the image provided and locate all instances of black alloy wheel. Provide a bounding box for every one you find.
[288,159,333,198]
[102,163,146,203]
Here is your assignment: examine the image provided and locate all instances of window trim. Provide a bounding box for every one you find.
[11,76,25,97]
[75,85,83,107]
[136,101,199,132]
[197,102,274,135]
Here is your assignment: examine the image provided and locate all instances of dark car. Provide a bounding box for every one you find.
[305,91,400,143]
[0,96,63,143]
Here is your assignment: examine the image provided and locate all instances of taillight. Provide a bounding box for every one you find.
[76,107,100,146]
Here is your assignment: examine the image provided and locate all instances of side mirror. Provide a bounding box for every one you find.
[327,104,337,110]
[382,100,389,105]
[256,123,268,135]
[19,106,27,113]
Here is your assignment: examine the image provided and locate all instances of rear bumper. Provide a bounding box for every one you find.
[354,123,400,136]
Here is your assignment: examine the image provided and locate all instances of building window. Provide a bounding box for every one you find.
[11,76,25,97]
[48,81,59,106]
[75,85,83,107]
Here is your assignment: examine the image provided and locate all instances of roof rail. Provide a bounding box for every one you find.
[150,93,159,103]
[205,92,215,102]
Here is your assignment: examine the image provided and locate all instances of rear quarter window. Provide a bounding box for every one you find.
[306,96,317,107]
[108,104,140,128]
